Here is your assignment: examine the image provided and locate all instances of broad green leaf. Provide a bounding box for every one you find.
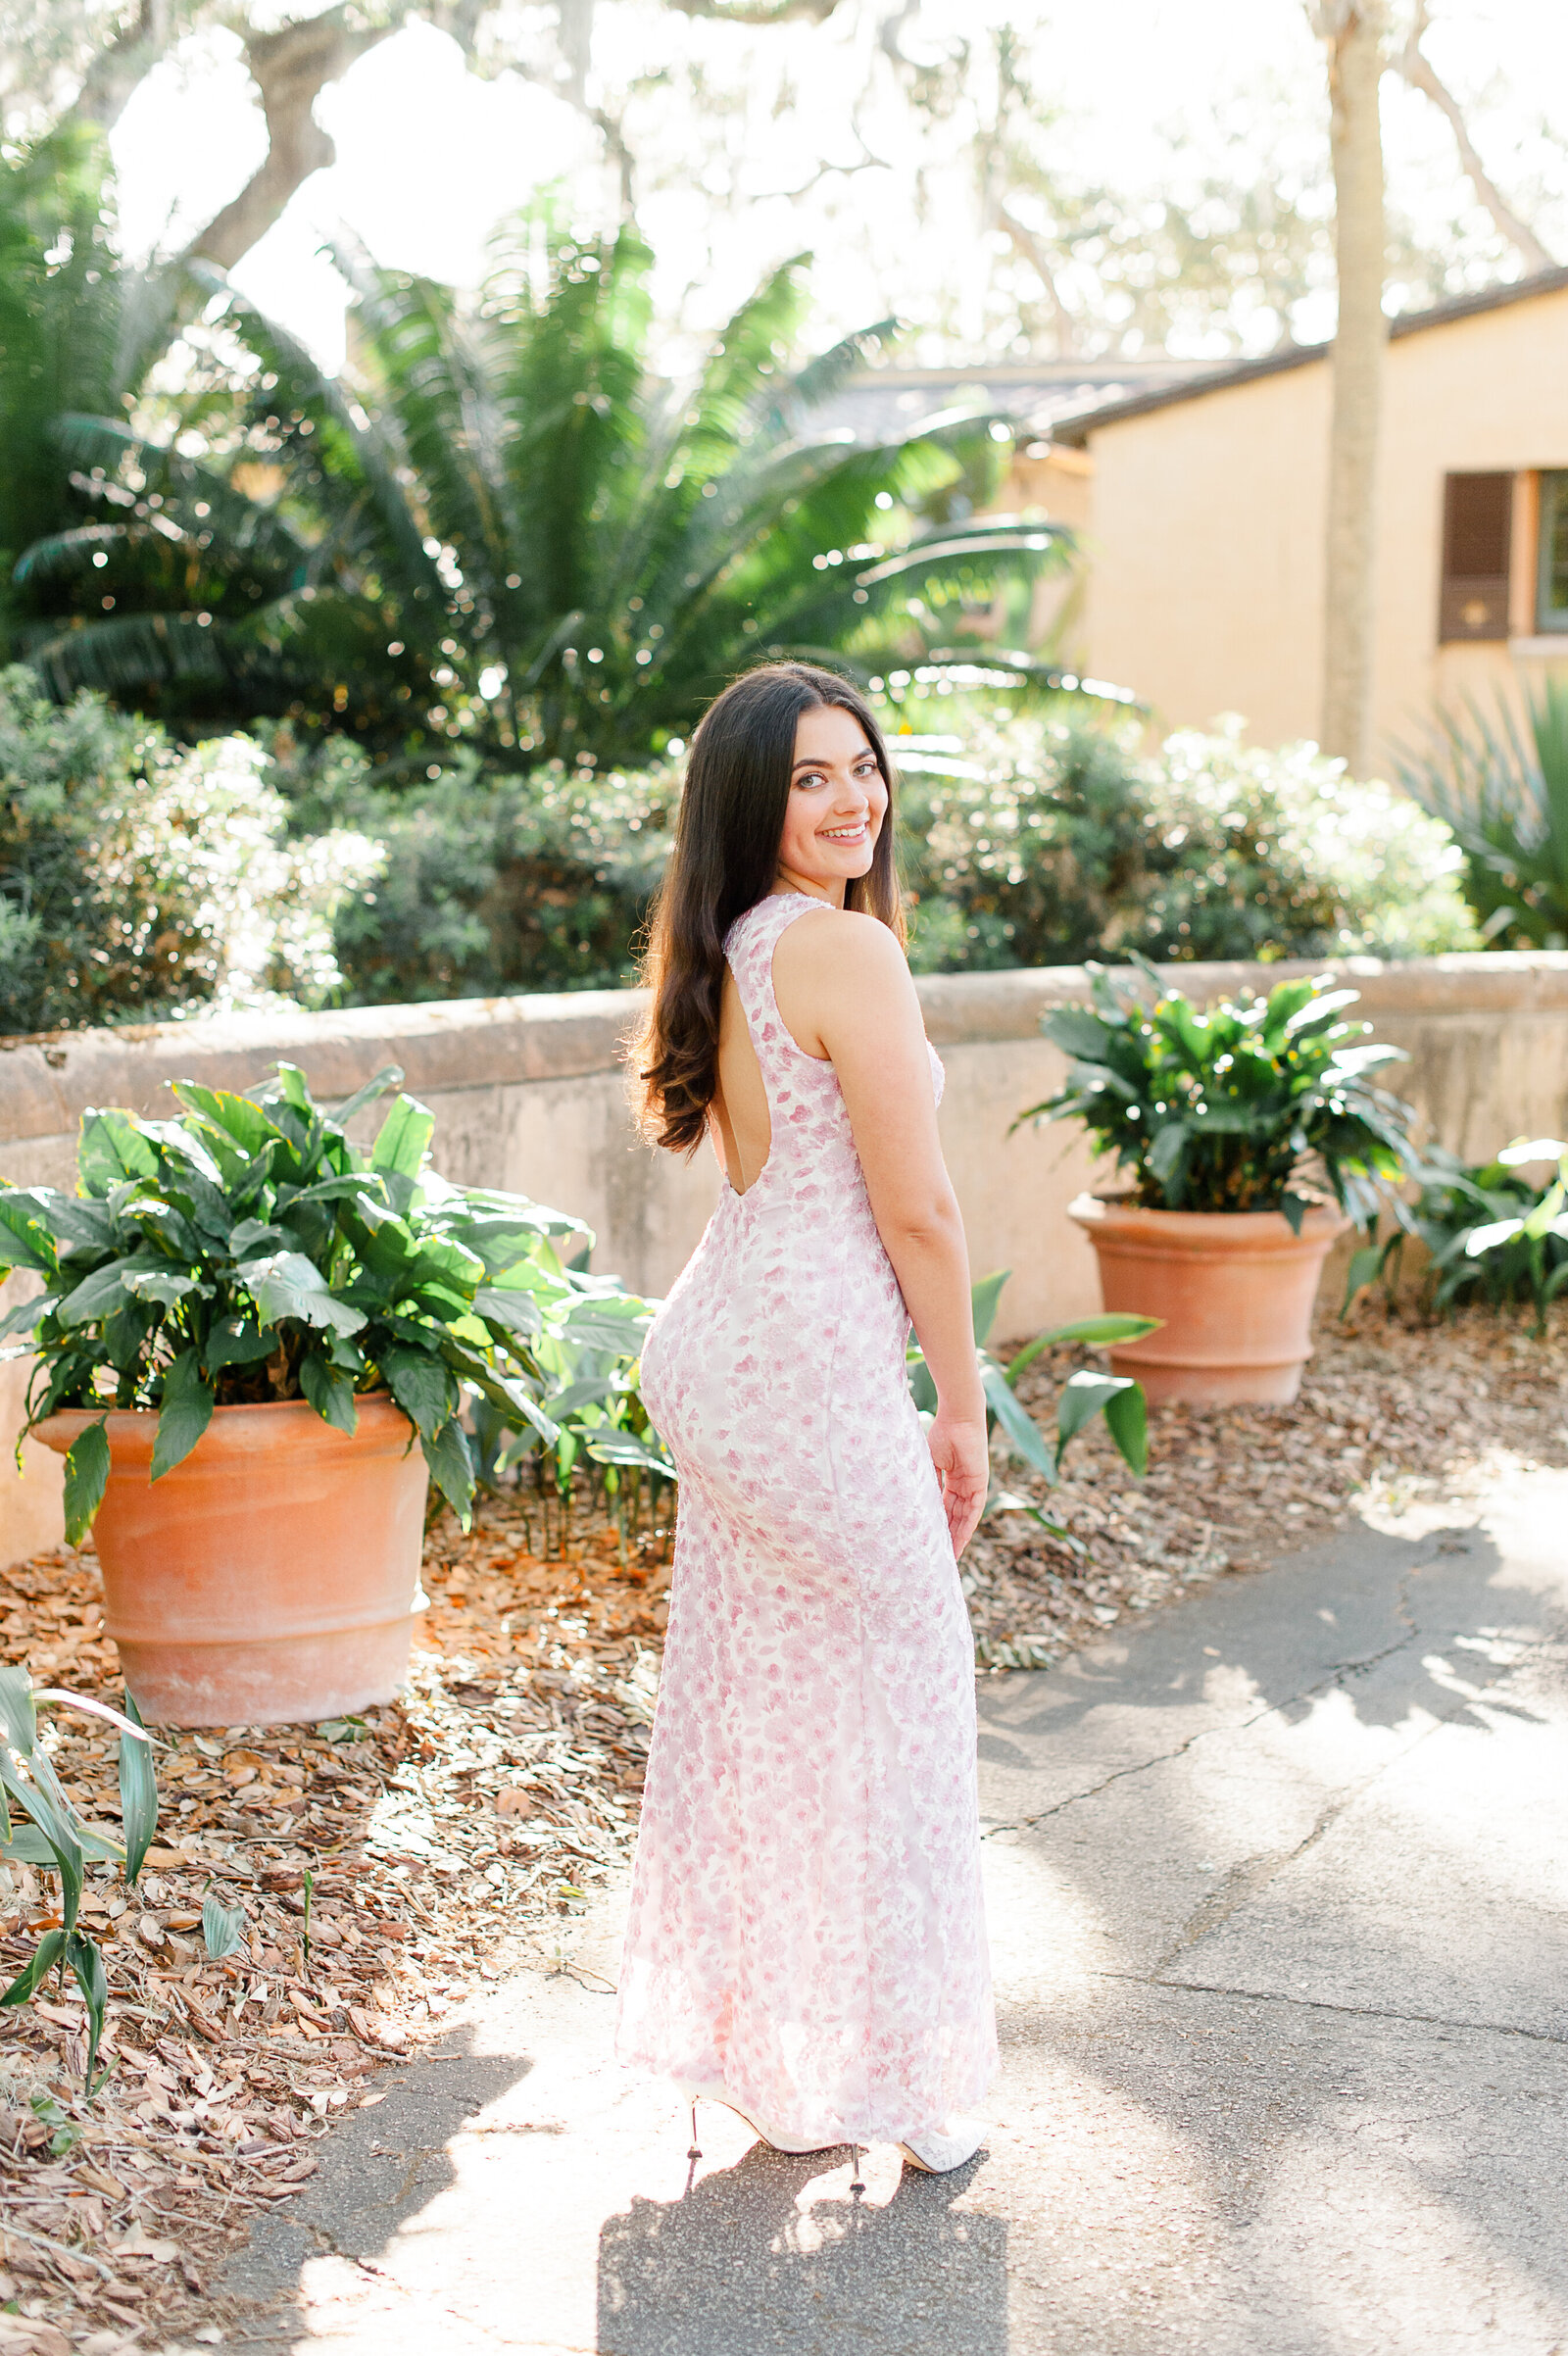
[118,1687,157,1885]
[420,1416,475,1524]
[371,1095,436,1179]
[583,1429,676,1474]
[0,1928,65,2008]
[151,1350,215,1482]
[1055,1368,1135,1453]
[1341,1241,1388,1315]
[560,1299,655,1350]
[474,1286,544,1339]
[381,1345,457,1440]
[172,1082,281,1155]
[63,1419,110,1546]
[0,1750,82,1928]
[1043,1006,1116,1059]
[77,1109,158,1197]
[1102,1380,1148,1477]
[55,1258,137,1328]
[201,1894,247,1961]
[1004,1313,1161,1381]
[204,1315,276,1374]
[300,1350,359,1435]
[245,1250,368,1336]
[65,1930,109,2093]
[970,1269,1008,1347]
[0,1192,59,1274]
[1147,1123,1188,1187]
[981,1359,1057,1481]
[0,1294,46,1343]
[0,1666,36,1753]
[328,1065,406,1130]
[120,1267,202,1308]
[271,1062,313,1112]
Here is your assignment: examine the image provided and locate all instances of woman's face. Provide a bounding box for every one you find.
[774,702,888,904]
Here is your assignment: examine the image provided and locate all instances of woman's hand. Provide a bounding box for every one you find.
[927,1407,990,1558]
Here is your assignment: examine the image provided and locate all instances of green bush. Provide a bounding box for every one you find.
[0,669,379,1034]
[898,712,1479,972]
[269,732,675,1003]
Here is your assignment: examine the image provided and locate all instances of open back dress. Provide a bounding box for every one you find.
[615,889,995,2148]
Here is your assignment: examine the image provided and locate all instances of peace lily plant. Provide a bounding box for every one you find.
[0,1062,658,1544]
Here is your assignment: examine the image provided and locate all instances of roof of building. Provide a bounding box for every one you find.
[808,357,1216,446]
[1048,264,1568,446]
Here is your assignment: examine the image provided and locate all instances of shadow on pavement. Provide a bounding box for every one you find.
[596,2143,1005,2356]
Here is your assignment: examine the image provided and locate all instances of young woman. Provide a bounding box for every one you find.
[617,662,995,2176]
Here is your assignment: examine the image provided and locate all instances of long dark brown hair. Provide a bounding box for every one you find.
[631,663,904,1153]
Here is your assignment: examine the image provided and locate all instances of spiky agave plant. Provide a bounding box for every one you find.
[1394,679,1568,949]
[18,217,1076,761]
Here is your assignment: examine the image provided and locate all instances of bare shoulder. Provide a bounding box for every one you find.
[773,906,909,990]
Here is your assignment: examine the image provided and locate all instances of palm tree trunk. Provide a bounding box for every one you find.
[1317,1,1387,773]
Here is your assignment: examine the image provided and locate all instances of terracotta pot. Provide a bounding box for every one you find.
[1068,1194,1350,1407]
[34,1395,428,1728]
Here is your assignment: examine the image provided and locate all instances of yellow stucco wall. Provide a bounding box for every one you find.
[1079,281,1568,763]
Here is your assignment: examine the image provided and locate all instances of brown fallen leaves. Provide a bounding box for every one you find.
[0,1302,1559,2348]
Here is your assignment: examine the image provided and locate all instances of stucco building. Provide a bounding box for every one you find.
[1026,267,1568,763]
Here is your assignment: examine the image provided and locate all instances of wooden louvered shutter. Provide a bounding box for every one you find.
[1439,472,1512,642]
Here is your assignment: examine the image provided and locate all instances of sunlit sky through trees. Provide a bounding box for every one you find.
[107,0,1568,373]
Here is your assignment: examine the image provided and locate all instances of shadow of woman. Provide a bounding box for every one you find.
[596,2141,1007,2356]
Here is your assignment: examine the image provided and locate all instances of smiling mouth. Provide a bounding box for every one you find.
[820,820,869,843]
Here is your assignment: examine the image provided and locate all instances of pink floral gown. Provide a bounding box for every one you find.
[615,890,995,2147]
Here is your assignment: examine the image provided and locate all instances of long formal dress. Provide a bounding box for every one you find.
[615,890,995,2148]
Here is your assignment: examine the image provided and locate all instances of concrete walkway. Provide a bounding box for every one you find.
[224,1469,1568,2355]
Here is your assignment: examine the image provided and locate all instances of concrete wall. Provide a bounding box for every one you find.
[1077,280,1568,761]
[3,952,1566,1564]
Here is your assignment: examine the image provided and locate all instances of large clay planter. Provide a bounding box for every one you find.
[34,1396,428,1728]
[1068,1194,1350,1407]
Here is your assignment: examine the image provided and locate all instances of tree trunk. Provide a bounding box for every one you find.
[1398,3,1554,272]
[185,8,394,273]
[1317,1,1386,774]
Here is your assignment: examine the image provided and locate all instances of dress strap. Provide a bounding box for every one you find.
[723,894,828,1072]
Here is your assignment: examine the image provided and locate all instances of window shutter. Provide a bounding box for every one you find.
[1439,472,1512,642]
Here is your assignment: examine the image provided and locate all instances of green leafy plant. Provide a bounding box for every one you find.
[22,217,1070,761]
[0,1665,157,2094]
[900,713,1476,975]
[1015,959,1415,1230]
[201,1890,247,1962]
[906,1271,1157,1546]
[0,1061,659,1534]
[1344,1137,1568,1335]
[1395,680,1568,950]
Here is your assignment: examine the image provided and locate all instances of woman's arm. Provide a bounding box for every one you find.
[772,909,989,1554]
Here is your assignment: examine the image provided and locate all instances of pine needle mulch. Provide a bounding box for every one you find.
[0,1303,1560,2351]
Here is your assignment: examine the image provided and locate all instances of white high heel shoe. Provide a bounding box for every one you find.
[680,2085,838,2156]
[896,2117,987,2174]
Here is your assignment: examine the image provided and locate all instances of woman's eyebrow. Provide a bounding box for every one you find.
[791,747,872,770]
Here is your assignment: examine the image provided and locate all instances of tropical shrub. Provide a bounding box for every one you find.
[1395,680,1568,949]
[0,668,379,1033]
[1017,960,1415,1228]
[21,218,1069,760]
[899,713,1478,971]
[1345,1136,1568,1333]
[0,1063,660,1536]
[272,731,674,1002]
[0,130,183,667]
[0,1668,157,2094]
[907,1271,1158,1546]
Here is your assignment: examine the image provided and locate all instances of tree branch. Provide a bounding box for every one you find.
[184,6,398,273]
[999,201,1079,357]
[74,0,177,131]
[1396,1,1554,272]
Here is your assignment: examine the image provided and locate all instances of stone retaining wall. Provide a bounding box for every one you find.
[2,951,1564,1564]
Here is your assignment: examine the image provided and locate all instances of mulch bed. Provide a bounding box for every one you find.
[0,1301,1560,2351]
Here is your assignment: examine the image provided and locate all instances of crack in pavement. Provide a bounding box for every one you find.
[981,1558,1557,1848]
[981,1570,1431,1841]
[1098,1971,1568,2047]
